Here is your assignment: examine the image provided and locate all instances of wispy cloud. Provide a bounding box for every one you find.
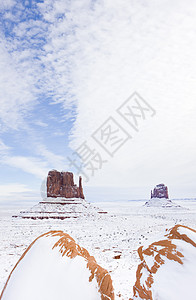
[0,183,40,204]
[0,0,80,137]
[0,1,72,185]
[0,35,36,131]
[0,141,67,180]
[34,120,48,128]
[36,144,66,171]
[0,139,10,152]
[35,0,196,191]
[2,155,48,179]
[0,0,16,10]
[0,0,196,196]
[0,183,32,196]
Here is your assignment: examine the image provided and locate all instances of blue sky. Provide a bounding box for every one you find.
[0,0,196,203]
[0,0,77,202]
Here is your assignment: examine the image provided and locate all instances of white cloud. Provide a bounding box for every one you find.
[0,140,10,152]
[0,142,67,180]
[36,145,66,170]
[0,3,77,132]
[0,34,37,131]
[36,0,196,192]
[2,155,48,179]
[0,183,40,204]
[0,183,32,196]
[53,131,65,137]
[0,0,196,196]
[34,120,48,128]
[0,0,16,10]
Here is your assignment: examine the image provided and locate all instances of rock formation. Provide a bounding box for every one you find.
[131,225,196,300]
[145,184,182,208]
[47,170,85,199]
[13,170,106,219]
[150,183,169,199]
[0,231,114,300]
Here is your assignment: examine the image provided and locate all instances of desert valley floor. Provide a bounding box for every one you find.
[0,199,196,299]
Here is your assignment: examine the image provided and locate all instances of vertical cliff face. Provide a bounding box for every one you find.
[78,176,85,199]
[47,170,85,199]
[151,183,169,199]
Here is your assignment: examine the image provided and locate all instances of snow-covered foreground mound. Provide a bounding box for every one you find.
[132,224,196,300]
[1,200,196,299]
[144,198,181,208]
[0,231,114,300]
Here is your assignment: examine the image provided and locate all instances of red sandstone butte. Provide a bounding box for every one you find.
[47,170,85,199]
[150,183,169,199]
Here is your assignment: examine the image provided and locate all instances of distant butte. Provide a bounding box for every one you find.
[151,183,169,199]
[47,170,85,199]
[145,183,182,208]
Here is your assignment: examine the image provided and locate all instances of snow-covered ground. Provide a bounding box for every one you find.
[0,199,196,299]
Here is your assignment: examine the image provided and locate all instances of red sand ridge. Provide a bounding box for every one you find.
[47,170,85,199]
[130,224,196,300]
[0,231,114,300]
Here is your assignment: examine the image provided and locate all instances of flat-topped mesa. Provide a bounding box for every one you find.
[151,183,169,199]
[47,170,85,199]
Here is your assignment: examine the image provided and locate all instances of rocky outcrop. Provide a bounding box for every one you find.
[47,170,85,199]
[131,225,196,300]
[151,183,169,199]
[13,170,106,219]
[144,183,177,207]
[0,231,114,300]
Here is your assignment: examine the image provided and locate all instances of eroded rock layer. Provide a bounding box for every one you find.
[13,197,106,220]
